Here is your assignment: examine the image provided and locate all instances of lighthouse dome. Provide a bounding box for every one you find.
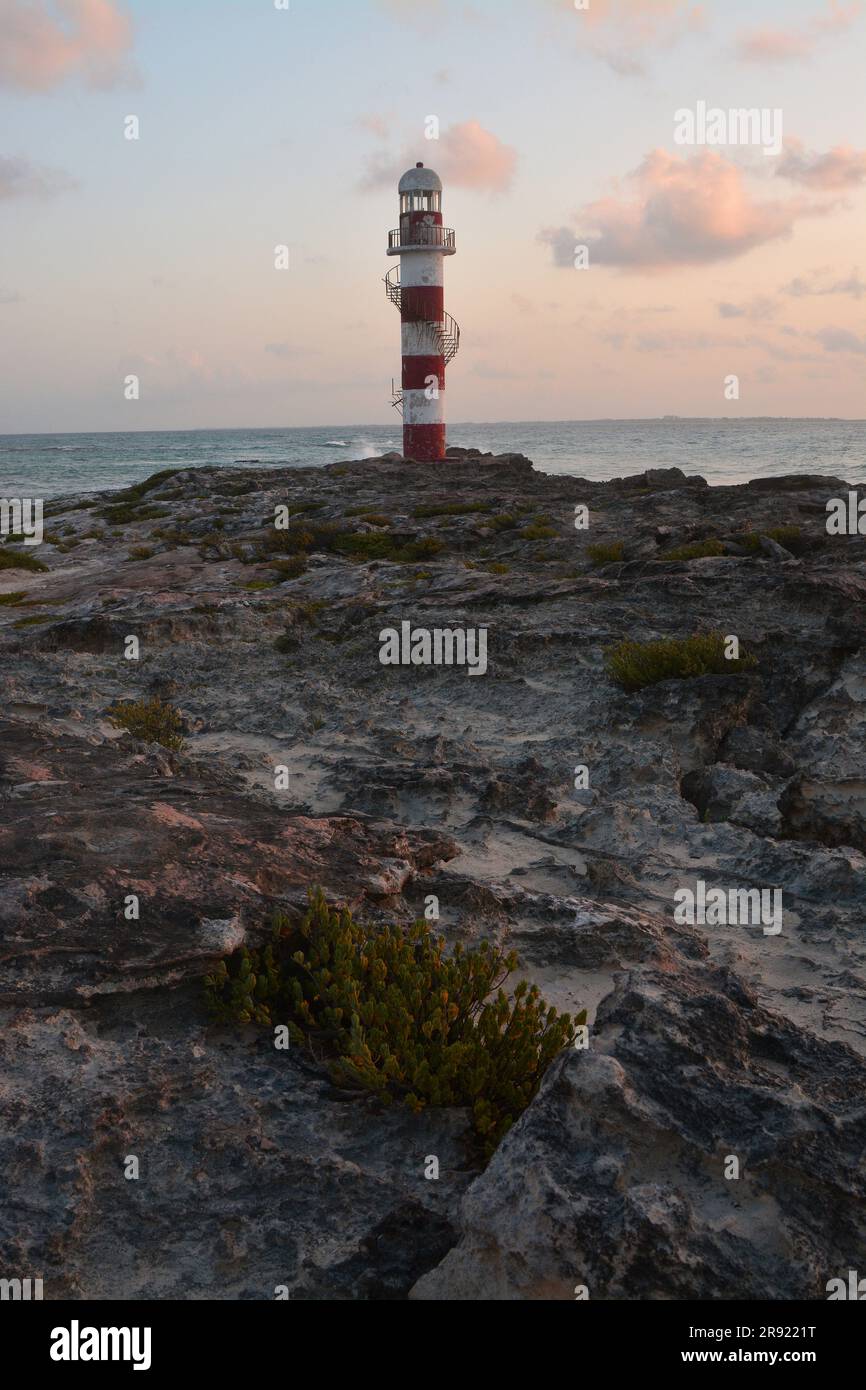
[398,162,443,194]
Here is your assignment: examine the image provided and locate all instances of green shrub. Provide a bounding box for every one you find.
[0,548,48,573]
[260,515,446,565]
[12,613,50,628]
[739,525,803,554]
[521,524,557,541]
[269,555,308,580]
[291,599,325,623]
[100,468,180,510]
[355,512,392,527]
[150,526,192,545]
[662,539,725,562]
[489,513,517,531]
[335,533,443,562]
[205,890,580,1154]
[108,696,185,750]
[126,545,154,561]
[99,503,168,525]
[587,541,624,565]
[0,590,27,605]
[605,631,757,692]
[274,599,325,649]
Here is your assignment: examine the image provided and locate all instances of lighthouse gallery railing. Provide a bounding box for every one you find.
[388,226,456,252]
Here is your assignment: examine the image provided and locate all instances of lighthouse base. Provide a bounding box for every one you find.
[403,422,446,462]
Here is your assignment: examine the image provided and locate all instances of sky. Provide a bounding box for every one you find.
[0,0,864,432]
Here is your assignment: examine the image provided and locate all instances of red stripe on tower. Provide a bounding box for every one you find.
[385,163,459,462]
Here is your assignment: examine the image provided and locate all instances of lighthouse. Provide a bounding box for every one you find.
[385,163,459,462]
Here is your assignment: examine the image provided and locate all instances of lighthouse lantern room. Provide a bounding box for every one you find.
[385,163,459,462]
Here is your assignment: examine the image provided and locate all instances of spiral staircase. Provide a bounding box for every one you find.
[384,266,460,415]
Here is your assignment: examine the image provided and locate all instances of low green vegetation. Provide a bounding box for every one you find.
[739,525,804,554]
[662,539,725,562]
[205,890,580,1154]
[273,599,326,650]
[108,696,185,751]
[96,469,181,525]
[12,613,50,628]
[0,548,48,573]
[150,526,193,546]
[99,502,168,525]
[269,555,308,580]
[126,545,154,561]
[107,469,181,506]
[260,517,443,564]
[587,541,625,565]
[335,532,443,562]
[605,631,757,691]
[0,591,27,606]
[521,523,557,541]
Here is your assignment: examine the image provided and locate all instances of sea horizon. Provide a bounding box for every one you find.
[3,416,864,500]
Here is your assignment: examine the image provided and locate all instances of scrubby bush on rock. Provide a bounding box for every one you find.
[605,631,756,691]
[205,889,579,1153]
[108,695,185,750]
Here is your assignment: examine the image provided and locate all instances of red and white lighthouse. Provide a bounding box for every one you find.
[385,162,459,462]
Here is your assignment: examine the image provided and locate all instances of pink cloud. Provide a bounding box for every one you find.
[437,120,516,191]
[735,30,812,63]
[357,113,391,140]
[360,120,516,193]
[0,0,134,92]
[776,139,866,189]
[576,0,704,35]
[735,1,861,65]
[541,149,825,272]
[554,0,706,75]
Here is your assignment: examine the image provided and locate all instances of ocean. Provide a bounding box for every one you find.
[1,419,863,501]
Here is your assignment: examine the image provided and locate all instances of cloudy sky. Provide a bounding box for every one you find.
[0,0,864,431]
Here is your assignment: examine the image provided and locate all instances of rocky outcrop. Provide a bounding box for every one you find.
[412,907,866,1301]
[1,454,863,1299]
